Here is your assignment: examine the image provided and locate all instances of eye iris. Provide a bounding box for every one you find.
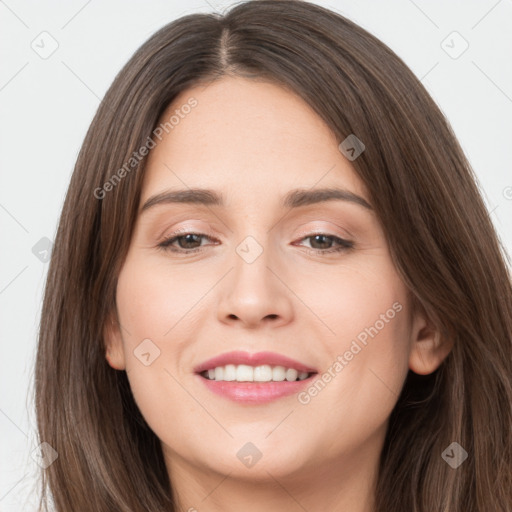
[178,234,201,249]
[310,234,332,250]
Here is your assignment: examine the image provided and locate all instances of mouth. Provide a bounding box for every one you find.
[194,351,318,403]
[199,364,314,382]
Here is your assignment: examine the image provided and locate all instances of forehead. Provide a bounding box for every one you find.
[140,76,368,206]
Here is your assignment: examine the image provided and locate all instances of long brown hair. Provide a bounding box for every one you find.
[35,1,512,510]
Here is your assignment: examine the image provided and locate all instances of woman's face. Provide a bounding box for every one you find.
[106,76,445,489]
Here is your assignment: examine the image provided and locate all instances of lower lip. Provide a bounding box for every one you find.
[197,374,315,404]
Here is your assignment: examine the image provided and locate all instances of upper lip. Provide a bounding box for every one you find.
[194,351,318,374]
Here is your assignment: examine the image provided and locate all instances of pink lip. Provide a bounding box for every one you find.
[194,350,317,374]
[198,377,315,403]
[194,351,318,404]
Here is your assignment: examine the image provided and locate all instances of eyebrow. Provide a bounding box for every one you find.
[140,187,373,214]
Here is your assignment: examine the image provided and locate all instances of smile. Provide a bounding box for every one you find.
[194,351,318,403]
[200,364,311,382]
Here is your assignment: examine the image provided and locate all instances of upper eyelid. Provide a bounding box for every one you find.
[161,229,350,240]
[161,221,352,239]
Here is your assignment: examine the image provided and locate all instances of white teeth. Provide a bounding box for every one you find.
[223,364,236,381]
[272,366,286,381]
[254,364,272,382]
[202,364,312,382]
[285,368,298,382]
[236,364,254,381]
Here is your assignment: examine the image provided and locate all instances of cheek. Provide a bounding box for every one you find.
[113,258,204,445]
[115,255,211,344]
[293,256,410,361]
[292,263,412,450]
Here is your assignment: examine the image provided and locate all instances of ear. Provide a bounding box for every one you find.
[103,310,126,371]
[408,305,453,375]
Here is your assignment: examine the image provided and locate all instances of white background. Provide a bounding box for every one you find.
[1,0,511,509]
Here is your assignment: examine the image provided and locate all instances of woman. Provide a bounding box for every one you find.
[35,1,512,510]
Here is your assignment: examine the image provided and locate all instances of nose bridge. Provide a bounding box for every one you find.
[216,231,294,326]
[231,232,277,298]
[230,208,274,280]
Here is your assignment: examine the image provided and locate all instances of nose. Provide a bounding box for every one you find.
[216,241,294,329]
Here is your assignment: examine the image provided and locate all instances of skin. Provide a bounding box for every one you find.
[104,76,452,512]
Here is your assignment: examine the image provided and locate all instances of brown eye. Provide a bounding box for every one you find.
[296,234,354,255]
[158,232,217,253]
[173,233,203,249]
[308,234,335,250]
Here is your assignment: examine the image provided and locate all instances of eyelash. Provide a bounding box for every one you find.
[157,230,354,256]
